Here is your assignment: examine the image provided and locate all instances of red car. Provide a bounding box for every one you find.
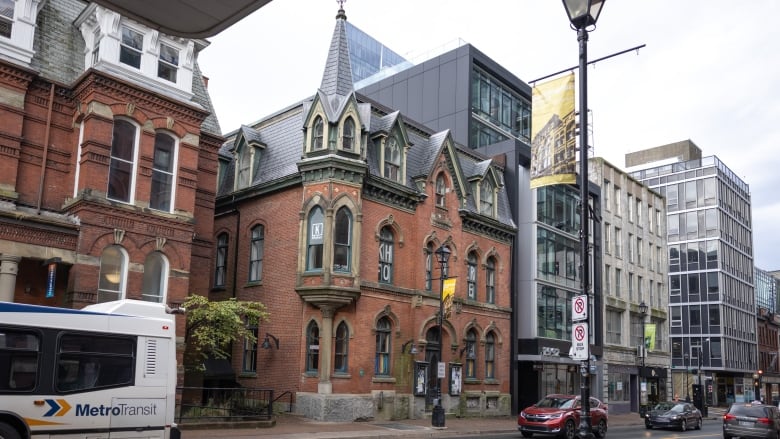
[517,394,608,439]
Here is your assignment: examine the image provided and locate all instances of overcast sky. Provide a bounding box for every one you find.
[198,0,780,270]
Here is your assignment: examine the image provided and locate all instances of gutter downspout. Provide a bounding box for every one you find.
[37,83,56,212]
[232,196,240,298]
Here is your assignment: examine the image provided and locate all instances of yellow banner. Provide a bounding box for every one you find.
[442,278,456,318]
[530,74,576,189]
[644,323,656,351]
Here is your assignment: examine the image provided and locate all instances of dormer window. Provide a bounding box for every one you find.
[119,26,143,69]
[480,179,495,216]
[0,0,12,38]
[313,116,324,150]
[342,117,355,151]
[384,136,401,181]
[158,43,179,83]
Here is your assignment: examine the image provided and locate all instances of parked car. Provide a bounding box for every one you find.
[644,401,702,431]
[723,402,780,439]
[517,394,608,439]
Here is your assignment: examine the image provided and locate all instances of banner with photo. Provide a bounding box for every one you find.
[442,278,456,318]
[530,74,577,188]
[644,323,656,351]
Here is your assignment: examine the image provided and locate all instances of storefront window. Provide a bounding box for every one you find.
[608,372,630,402]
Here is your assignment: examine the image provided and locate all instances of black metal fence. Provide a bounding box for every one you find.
[176,386,274,423]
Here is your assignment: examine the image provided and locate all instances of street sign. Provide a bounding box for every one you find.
[572,294,587,321]
[438,361,446,379]
[570,322,588,360]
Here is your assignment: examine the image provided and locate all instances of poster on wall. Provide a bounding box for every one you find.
[449,363,462,396]
[414,361,429,396]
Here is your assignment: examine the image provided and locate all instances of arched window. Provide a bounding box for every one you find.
[480,179,494,216]
[150,132,176,211]
[107,119,138,203]
[307,207,324,271]
[214,233,228,287]
[342,117,355,151]
[485,332,496,379]
[486,257,496,304]
[98,245,127,302]
[306,321,319,372]
[465,329,477,379]
[435,173,446,207]
[467,252,478,300]
[375,317,391,375]
[312,116,324,150]
[425,242,433,291]
[378,227,393,284]
[333,207,351,272]
[384,136,401,181]
[334,321,349,373]
[249,225,264,281]
[141,252,168,303]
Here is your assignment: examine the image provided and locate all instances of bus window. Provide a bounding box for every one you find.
[56,333,135,393]
[0,330,40,392]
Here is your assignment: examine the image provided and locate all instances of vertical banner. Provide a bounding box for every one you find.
[644,323,656,350]
[442,278,457,318]
[530,74,577,188]
[46,262,57,298]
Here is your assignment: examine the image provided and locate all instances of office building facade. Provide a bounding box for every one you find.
[628,140,756,406]
[591,157,670,413]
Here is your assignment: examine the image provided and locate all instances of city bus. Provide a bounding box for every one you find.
[0,299,182,439]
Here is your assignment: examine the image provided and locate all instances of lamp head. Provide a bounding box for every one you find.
[562,0,605,30]
[435,245,451,265]
[261,335,271,349]
[638,301,648,316]
[410,344,419,355]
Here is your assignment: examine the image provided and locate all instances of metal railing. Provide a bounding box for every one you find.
[176,386,274,423]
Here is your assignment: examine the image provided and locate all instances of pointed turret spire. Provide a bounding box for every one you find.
[319,1,354,97]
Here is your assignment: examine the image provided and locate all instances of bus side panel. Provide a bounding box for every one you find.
[108,397,166,438]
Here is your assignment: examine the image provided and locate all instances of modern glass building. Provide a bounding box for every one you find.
[345,22,409,86]
[628,141,756,406]
[755,267,778,314]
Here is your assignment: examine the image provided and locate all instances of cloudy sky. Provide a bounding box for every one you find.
[198,0,780,270]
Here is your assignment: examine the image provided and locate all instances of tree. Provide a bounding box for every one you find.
[182,295,269,372]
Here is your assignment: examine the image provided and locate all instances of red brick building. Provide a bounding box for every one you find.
[0,0,221,354]
[212,7,515,421]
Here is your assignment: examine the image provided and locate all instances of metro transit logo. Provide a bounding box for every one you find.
[44,399,72,416]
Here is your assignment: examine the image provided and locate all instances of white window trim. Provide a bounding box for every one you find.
[0,0,43,66]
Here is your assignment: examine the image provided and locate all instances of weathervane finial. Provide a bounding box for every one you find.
[337,0,346,10]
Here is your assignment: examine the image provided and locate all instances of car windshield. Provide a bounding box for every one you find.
[536,396,576,409]
[669,404,686,413]
[653,402,675,410]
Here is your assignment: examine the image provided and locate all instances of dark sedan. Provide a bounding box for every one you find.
[645,401,702,431]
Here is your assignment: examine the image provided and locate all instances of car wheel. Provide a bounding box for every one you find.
[521,432,533,438]
[645,422,652,429]
[562,419,576,439]
[723,434,732,439]
[594,419,607,438]
[695,416,702,430]
[680,419,687,431]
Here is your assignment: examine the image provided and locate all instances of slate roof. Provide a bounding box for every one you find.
[28,0,221,136]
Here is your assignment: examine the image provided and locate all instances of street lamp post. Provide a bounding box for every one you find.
[432,245,451,428]
[639,301,648,406]
[684,353,690,401]
[561,1,605,438]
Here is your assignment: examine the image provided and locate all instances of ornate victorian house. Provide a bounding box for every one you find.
[212,7,515,421]
[0,0,222,369]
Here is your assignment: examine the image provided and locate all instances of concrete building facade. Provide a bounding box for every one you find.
[590,157,671,413]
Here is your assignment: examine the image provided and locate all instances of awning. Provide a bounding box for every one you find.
[90,0,273,38]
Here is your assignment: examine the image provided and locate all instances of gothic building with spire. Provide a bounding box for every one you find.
[212,6,514,420]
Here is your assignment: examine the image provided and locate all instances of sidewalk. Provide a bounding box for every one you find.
[181,408,726,439]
